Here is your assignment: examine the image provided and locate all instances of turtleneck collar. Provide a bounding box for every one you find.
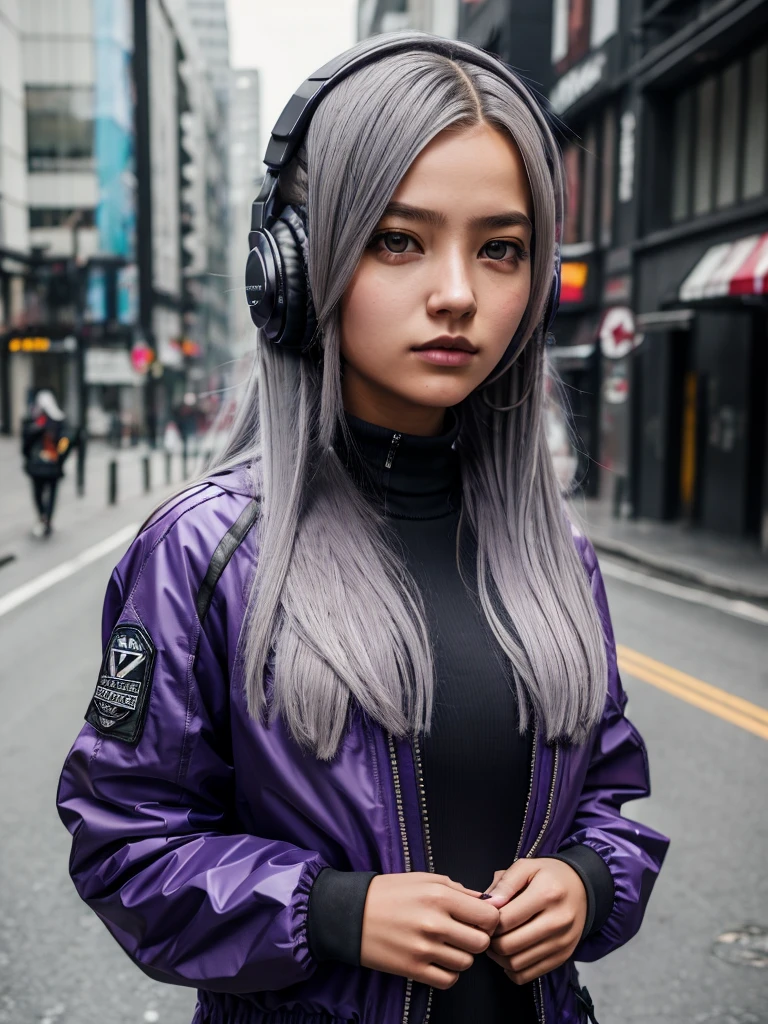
[335,409,462,520]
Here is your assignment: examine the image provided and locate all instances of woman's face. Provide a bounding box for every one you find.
[340,122,534,435]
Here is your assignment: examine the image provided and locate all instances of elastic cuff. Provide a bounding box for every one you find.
[306,868,378,966]
[550,845,615,938]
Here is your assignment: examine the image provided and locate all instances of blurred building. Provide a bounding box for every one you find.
[0,0,230,440]
[358,0,459,38]
[182,0,230,109]
[549,0,768,550]
[458,0,553,93]
[229,69,261,358]
[0,0,30,433]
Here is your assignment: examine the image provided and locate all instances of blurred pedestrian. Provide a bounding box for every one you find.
[58,35,668,1024]
[21,389,73,537]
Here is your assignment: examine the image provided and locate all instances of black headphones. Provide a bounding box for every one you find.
[245,35,563,355]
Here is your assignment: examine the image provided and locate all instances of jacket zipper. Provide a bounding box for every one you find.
[387,733,413,1024]
[384,432,403,470]
[412,736,434,1024]
[391,727,559,1024]
[514,728,560,1024]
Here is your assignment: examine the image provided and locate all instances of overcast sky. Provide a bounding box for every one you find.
[226,0,358,156]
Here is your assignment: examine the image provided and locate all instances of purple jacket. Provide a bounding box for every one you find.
[57,465,669,1024]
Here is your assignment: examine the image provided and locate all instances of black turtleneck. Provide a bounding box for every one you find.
[306,413,612,1021]
[309,411,537,1022]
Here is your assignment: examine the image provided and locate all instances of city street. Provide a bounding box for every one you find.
[0,480,765,1024]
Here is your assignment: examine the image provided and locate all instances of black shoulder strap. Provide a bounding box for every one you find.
[196,498,261,626]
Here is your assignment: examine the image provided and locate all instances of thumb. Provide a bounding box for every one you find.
[481,859,535,909]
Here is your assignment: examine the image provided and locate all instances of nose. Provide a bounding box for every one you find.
[426,247,477,321]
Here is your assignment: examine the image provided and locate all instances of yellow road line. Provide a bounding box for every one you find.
[616,644,768,742]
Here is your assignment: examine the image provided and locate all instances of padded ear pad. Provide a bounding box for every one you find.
[271,205,318,353]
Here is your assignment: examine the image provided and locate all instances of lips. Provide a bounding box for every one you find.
[412,335,478,353]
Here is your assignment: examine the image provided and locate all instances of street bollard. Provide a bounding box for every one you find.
[143,454,151,494]
[165,450,172,485]
[76,435,87,497]
[108,459,118,505]
[182,446,189,480]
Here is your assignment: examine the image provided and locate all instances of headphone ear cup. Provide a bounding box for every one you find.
[270,218,306,350]
[274,205,317,353]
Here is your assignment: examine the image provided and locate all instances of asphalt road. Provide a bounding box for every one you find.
[0,491,765,1024]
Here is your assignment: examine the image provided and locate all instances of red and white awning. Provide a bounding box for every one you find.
[679,232,768,301]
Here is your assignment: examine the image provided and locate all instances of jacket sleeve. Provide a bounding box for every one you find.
[56,502,331,993]
[560,537,670,962]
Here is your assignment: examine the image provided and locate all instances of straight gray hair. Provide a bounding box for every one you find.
[210,34,607,759]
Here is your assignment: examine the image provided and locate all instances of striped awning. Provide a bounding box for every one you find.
[679,232,768,301]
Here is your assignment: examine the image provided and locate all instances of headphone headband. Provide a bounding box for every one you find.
[263,34,555,171]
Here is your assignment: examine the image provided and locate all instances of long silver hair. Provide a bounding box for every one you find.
[210,34,607,760]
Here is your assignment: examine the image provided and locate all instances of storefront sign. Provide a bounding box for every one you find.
[549,51,607,115]
[8,335,78,354]
[86,347,142,386]
[560,261,589,303]
[603,274,633,304]
[618,112,636,203]
[599,307,637,359]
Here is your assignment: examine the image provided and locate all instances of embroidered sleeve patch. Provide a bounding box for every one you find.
[85,623,157,743]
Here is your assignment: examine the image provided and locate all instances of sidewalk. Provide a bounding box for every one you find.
[576,495,768,603]
[0,436,194,571]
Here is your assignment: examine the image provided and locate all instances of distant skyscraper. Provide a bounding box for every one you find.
[183,0,231,107]
[229,69,261,355]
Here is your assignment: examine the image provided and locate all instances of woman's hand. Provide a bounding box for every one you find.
[360,872,500,989]
[480,859,587,985]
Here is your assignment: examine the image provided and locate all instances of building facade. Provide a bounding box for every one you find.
[0,0,30,433]
[358,0,459,39]
[549,0,768,549]
[0,0,228,440]
[228,68,260,358]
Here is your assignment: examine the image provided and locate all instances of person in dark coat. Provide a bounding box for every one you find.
[21,389,72,537]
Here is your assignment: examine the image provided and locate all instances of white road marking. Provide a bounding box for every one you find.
[0,524,138,620]
[599,557,768,626]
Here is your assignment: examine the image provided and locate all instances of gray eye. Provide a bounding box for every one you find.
[484,241,509,260]
[384,232,409,253]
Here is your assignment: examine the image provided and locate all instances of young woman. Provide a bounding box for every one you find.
[58,34,668,1024]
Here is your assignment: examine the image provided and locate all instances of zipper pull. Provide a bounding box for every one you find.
[384,432,402,470]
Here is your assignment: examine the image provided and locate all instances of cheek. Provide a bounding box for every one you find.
[340,262,416,368]
[482,269,532,348]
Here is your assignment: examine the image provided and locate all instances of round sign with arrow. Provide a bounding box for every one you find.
[600,307,636,359]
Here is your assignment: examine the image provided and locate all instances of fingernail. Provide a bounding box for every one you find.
[479,893,493,900]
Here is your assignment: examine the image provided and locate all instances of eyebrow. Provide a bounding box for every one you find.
[381,201,533,234]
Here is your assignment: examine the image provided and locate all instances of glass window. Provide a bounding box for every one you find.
[671,89,692,222]
[716,61,741,208]
[581,121,597,245]
[693,76,716,216]
[26,86,94,171]
[600,105,616,247]
[742,44,767,200]
[563,142,582,245]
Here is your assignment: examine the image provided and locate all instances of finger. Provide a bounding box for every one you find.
[482,869,506,894]
[445,891,501,933]
[442,921,493,956]
[482,860,536,908]
[504,950,570,986]
[430,944,475,974]
[487,935,570,975]
[442,877,485,897]
[419,964,461,991]
[492,884,551,931]
[492,909,573,955]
